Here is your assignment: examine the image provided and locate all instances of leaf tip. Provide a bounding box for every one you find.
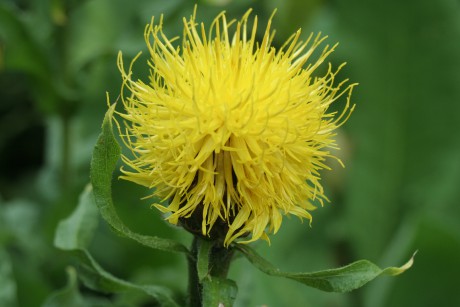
[385,250,417,276]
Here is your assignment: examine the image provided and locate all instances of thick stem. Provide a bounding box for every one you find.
[188,236,235,307]
[209,243,235,278]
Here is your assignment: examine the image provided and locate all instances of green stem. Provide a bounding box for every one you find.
[188,236,235,307]
[188,237,201,307]
[209,243,235,278]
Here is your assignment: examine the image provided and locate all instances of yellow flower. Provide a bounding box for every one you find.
[115,8,355,246]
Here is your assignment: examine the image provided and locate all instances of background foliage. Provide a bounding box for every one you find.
[1,0,459,306]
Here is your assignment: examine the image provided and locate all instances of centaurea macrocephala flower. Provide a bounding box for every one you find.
[115,8,356,246]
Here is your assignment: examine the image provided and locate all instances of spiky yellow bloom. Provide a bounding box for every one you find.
[115,8,355,246]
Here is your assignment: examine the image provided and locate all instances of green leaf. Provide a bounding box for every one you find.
[0,248,17,307]
[90,104,189,254]
[73,249,180,307]
[236,245,415,293]
[54,186,181,307]
[42,267,86,307]
[197,239,213,282]
[202,277,238,307]
[54,184,98,250]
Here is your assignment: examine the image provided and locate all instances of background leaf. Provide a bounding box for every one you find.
[42,267,87,307]
[0,3,48,77]
[54,184,98,250]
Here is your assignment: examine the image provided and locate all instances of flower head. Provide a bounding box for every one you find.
[115,8,355,246]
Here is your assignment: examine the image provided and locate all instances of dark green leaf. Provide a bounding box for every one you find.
[197,239,213,282]
[0,4,48,77]
[0,3,60,114]
[202,277,237,307]
[90,104,189,254]
[236,245,415,293]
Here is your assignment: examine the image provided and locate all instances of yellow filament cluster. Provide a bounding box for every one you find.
[115,8,355,246]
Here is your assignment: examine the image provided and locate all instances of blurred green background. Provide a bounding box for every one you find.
[1,0,459,306]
